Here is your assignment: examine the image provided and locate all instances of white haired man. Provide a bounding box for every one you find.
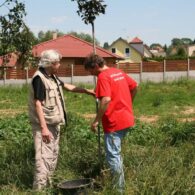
[29,49,94,190]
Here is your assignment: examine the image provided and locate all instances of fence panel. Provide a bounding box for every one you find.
[28,68,36,78]
[166,60,188,71]
[143,62,163,72]
[190,59,195,70]
[119,63,140,73]
[73,65,90,76]
[6,69,26,79]
[57,66,72,77]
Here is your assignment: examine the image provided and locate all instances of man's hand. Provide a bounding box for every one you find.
[86,89,96,97]
[91,120,99,133]
[42,128,53,143]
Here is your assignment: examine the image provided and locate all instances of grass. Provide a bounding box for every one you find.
[134,79,195,118]
[1,78,195,194]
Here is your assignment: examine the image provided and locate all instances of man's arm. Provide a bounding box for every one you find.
[91,96,111,132]
[130,86,137,102]
[34,100,53,143]
[63,83,95,96]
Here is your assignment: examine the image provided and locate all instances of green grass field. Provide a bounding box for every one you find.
[0,78,195,194]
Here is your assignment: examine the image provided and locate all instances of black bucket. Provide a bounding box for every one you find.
[57,178,92,195]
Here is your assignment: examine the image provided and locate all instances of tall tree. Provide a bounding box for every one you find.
[103,42,109,49]
[0,0,34,68]
[150,43,163,50]
[181,38,193,45]
[37,30,64,43]
[163,44,167,52]
[171,38,183,46]
[176,47,187,57]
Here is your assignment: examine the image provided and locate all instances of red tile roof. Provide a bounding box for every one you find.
[32,34,122,59]
[130,37,143,43]
[0,35,122,67]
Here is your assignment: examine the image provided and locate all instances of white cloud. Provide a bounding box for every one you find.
[28,25,51,35]
[50,16,68,24]
[79,29,92,34]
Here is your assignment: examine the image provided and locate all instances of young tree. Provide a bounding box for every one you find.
[71,0,107,167]
[71,0,106,54]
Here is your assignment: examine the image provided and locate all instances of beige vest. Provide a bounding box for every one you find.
[29,70,66,125]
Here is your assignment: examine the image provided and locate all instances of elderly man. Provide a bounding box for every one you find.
[84,54,137,193]
[29,49,94,190]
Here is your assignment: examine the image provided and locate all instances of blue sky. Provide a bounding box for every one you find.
[24,0,195,47]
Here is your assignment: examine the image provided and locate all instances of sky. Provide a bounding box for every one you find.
[23,0,195,47]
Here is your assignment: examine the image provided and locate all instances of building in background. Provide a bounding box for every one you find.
[188,45,195,57]
[108,37,152,63]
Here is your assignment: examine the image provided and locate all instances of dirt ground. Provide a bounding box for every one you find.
[0,106,195,122]
[82,106,195,123]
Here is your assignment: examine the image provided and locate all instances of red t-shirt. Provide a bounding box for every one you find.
[96,67,137,133]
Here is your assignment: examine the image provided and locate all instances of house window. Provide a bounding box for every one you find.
[111,48,116,54]
[125,48,130,57]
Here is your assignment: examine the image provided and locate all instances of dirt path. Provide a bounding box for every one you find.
[82,106,195,123]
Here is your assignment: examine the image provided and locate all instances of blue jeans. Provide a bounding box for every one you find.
[104,128,129,193]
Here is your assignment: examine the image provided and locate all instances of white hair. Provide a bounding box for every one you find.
[38,50,62,68]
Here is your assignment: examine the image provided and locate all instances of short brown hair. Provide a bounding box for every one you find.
[84,53,105,70]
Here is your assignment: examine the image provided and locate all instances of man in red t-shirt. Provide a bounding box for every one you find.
[84,54,137,193]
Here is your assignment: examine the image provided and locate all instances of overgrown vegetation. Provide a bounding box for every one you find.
[1,79,195,194]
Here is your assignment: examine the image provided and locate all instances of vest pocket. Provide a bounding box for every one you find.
[43,106,62,124]
[47,89,56,106]
[43,106,58,116]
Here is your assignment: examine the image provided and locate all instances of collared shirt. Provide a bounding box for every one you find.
[32,67,64,101]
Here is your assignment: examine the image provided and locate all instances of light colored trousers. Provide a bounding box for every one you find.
[32,124,60,190]
[104,128,129,193]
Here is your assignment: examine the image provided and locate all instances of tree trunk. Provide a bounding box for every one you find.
[92,22,96,54]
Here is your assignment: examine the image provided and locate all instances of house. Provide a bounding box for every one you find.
[150,49,166,57]
[32,34,122,67]
[143,44,153,58]
[108,37,142,63]
[188,45,195,57]
[0,35,122,68]
[108,37,152,63]
[150,44,166,57]
[129,37,153,58]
